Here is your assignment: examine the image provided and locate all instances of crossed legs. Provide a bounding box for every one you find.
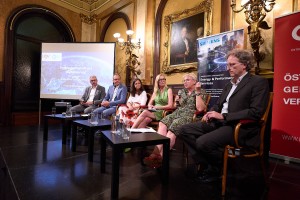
[132,110,155,128]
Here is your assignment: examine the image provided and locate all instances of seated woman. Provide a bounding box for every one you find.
[143,73,207,168]
[131,73,173,128]
[118,78,147,124]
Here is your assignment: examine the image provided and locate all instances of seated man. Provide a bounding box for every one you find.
[70,75,105,114]
[93,74,127,118]
[180,49,270,183]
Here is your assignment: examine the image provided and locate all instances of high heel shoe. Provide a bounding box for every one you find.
[143,154,162,169]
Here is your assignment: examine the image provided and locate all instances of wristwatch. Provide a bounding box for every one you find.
[196,92,202,96]
[222,113,228,120]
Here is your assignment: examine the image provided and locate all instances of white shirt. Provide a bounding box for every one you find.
[112,86,119,101]
[127,91,147,106]
[221,72,248,114]
[87,87,96,102]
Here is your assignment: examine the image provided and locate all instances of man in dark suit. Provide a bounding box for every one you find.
[70,75,105,114]
[93,74,127,118]
[180,49,270,183]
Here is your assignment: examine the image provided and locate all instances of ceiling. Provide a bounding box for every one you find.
[47,0,114,15]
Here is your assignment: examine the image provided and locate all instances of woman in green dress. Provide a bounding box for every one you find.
[131,73,173,128]
[143,73,207,168]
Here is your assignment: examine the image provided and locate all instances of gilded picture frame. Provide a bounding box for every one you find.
[162,0,213,74]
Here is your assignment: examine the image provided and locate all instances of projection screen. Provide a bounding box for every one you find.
[40,43,115,100]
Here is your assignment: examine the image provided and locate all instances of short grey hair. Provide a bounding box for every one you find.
[183,73,197,81]
[226,49,255,71]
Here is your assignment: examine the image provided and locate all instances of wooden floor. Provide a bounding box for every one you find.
[0,124,300,200]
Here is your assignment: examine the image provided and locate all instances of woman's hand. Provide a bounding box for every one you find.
[148,105,154,109]
[132,102,141,110]
[195,82,202,93]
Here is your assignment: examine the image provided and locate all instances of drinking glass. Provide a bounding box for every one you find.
[52,107,56,116]
[99,112,105,120]
[89,112,98,125]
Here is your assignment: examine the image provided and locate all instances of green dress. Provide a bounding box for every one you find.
[153,87,169,120]
[160,88,207,136]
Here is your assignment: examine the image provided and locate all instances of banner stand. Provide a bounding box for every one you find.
[270,153,300,164]
[271,12,300,160]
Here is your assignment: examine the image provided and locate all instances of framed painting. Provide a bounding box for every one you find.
[162,0,213,74]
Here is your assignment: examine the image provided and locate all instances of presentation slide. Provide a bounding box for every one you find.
[40,43,115,100]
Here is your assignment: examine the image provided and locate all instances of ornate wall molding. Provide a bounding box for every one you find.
[80,13,98,24]
[81,0,99,5]
[47,0,111,13]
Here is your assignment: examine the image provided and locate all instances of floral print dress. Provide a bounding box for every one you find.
[160,88,207,136]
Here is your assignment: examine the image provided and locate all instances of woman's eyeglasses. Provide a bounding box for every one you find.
[159,78,166,81]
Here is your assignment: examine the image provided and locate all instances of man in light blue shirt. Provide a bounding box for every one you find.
[93,74,127,118]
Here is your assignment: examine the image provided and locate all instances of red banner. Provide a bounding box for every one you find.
[271,12,300,159]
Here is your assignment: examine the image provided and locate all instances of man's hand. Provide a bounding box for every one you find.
[203,111,223,122]
[101,101,110,107]
[85,101,93,106]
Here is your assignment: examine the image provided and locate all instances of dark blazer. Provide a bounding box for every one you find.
[103,84,127,107]
[211,73,270,148]
[80,85,106,105]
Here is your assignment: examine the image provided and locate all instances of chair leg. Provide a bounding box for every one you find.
[260,156,269,185]
[222,147,229,197]
[183,143,189,167]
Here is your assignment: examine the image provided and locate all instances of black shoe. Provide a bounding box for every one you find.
[194,167,221,183]
[194,173,221,183]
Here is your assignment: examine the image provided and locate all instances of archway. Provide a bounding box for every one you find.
[3,6,75,126]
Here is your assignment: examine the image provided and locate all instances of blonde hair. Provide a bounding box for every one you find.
[153,73,168,96]
[183,73,197,81]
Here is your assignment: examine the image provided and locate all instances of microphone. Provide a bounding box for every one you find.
[176,90,182,107]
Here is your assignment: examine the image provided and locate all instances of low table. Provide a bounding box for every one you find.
[71,119,111,161]
[43,114,86,144]
[100,130,170,200]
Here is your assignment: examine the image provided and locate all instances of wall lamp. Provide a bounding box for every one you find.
[113,30,141,78]
[231,0,275,74]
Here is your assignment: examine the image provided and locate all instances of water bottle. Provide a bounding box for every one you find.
[111,114,119,134]
[116,115,122,135]
[122,121,131,140]
[66,103,72,117]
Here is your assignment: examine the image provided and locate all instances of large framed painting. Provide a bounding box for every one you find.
[162,0,213,74]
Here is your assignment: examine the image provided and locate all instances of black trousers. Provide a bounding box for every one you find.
[179,120,234,169]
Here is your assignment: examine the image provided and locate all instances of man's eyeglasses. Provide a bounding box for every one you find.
[227,62,242,68]
[90,79,97,82]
